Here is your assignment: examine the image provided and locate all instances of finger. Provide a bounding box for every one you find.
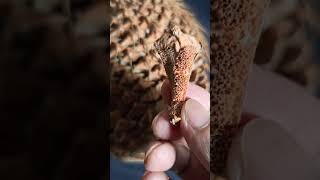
[152,111,182,140]
[185,83,210,110]
[171,143,190,172]
[171,143,209,180]
[179,152,210,180]
[172,138,188,148]
[144,142,176,172]
[180,99,210,172]
[142,171,169,180]
[161,80,210,110]
[145,141,162,158]
[229,119,317,180]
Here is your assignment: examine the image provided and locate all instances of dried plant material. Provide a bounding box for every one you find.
[154,25,201,125]
[211,0,269,177]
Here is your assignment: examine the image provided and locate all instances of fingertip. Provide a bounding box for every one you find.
[152,111,167,130]
[180,99,210,171]
[142,171,169,180]
[172,144,190,173]
[144,142,176,172]
[186,83,210,110]
[152,111,182,140]
[181,99,210,130]
[145,141,162,158]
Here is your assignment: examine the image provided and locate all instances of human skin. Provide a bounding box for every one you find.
[142,80,256,180]
[226,64,320,179]
[143,80,210,180]
[143,64,320,179]
[243,64,320,161]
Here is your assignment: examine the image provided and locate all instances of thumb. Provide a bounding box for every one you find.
[180,99,210,172]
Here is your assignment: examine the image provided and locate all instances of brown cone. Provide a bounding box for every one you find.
[154,25,202,125]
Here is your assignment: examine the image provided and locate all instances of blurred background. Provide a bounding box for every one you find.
[253,0,320,98]
[0,0,107,179]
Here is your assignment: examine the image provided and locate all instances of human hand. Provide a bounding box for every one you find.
[142,65,320,180]
[142,80,210,180]
[227,65,320,180]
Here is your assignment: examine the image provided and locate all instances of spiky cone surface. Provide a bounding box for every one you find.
[109,0,209,161]
[211,0,269,177]
[154,25,202,125]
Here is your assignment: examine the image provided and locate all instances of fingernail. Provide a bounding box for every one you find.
[143,171,150,177]
[182,99,209,129]
[145,142,162,158]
